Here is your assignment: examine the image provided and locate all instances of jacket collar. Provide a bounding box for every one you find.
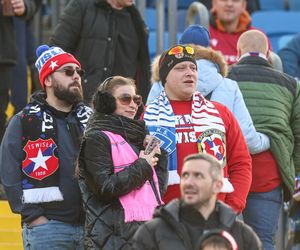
[237,55,272,68]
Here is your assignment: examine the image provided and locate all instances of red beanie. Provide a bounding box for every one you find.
[35,45,81,88]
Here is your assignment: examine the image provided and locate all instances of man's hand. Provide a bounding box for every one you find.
[11,0,25,16]
[27,216,49,228]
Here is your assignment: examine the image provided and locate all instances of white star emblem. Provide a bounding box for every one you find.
[210,142,220,156]
[49,60,58,70]
[29,149,51,172]
[211,38,218,47]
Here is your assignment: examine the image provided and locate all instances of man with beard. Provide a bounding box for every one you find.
[0,45,92,249]
[133,153,262,250]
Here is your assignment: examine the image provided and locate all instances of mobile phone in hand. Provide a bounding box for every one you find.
[144,136,161,155]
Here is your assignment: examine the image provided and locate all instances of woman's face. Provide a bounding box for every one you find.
[112,85,141,119]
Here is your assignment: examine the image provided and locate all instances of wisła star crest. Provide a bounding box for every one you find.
[197,129,226,167]
[22,138,59,180]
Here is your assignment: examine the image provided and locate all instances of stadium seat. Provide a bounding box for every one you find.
[177,9,188,33]
[148,31,183,59]
[146,0,194,9]
[259,0,286,11]
[251,11,300,52]
[145,8,156,31]
[289,0,300,11]
[278,34,295,50]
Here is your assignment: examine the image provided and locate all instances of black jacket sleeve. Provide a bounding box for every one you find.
[49,0,83,53]
[23,0,40,20]
[80,130,154,201]
[132,223,158,250]
[154,148,168,197]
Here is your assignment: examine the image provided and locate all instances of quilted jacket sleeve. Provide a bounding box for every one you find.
[291,82,300,174]
[80,130,155,201]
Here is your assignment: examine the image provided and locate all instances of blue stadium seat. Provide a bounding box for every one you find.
[145,8,156,31]
[148,31,183,59]
[289,0,300,11]
[259,0,286,11]
[148,31,169,59]
[251,11,300,52]
[278,34,295,50]
[145,8,188,34]
[177,9,188,33]
[178,0,194,9]
[146,0,194,9]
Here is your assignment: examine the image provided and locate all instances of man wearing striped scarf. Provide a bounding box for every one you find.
[144,44,251,213]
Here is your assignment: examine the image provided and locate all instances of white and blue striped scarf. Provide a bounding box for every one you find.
[144,90,229,188]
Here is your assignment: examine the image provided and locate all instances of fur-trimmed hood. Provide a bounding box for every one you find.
[191,44,228,77]
[151,45,228,83]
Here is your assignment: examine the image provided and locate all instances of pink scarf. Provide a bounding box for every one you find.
[102,131,163,223]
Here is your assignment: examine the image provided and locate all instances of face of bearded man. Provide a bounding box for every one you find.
[51,75,84,105]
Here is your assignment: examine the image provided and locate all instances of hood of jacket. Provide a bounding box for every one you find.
[154,199,237,231]
[151,45,228,96]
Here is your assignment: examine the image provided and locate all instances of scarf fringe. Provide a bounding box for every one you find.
[168,170,181,185]
[23,186,64,204]
[221,178,234,193]
[123,205,157,223]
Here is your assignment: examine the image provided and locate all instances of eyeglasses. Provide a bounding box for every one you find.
[55,67,85,77]
[117,93,142,106]
[168,45,194,56]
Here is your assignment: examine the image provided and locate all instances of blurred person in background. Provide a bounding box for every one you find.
[49,0,151,104]
[199,0,260,14]
[278,33,300,81]
[209,0,268,65]
[0,0,39,143]
[0,0,39,198]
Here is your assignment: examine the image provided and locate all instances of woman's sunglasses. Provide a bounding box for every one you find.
[117,93,142,107]
[55,67,85,77]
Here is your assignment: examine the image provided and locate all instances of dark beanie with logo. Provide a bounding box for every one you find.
[159,45,197,86]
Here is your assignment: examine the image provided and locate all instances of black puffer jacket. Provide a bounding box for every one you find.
[49,0,151,102]
[133,200,262,250]
[78,112,168,250]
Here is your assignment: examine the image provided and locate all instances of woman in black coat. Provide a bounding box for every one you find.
[78,76,168,250]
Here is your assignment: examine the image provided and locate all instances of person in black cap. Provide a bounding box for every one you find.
[143,44,252,214]
[147,24,270,157]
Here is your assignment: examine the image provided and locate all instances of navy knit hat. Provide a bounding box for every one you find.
[179,25,210,47]
[159,45,197,86]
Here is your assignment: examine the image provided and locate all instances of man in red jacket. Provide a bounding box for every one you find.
[144,44,252,213]
[209,0,254,65]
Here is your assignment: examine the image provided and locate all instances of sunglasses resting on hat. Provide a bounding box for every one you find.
[55,66,85,77]
[168,45,194,56]
[117,93,142,106]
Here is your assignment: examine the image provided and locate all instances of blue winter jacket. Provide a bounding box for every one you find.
[147,46,270,154]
